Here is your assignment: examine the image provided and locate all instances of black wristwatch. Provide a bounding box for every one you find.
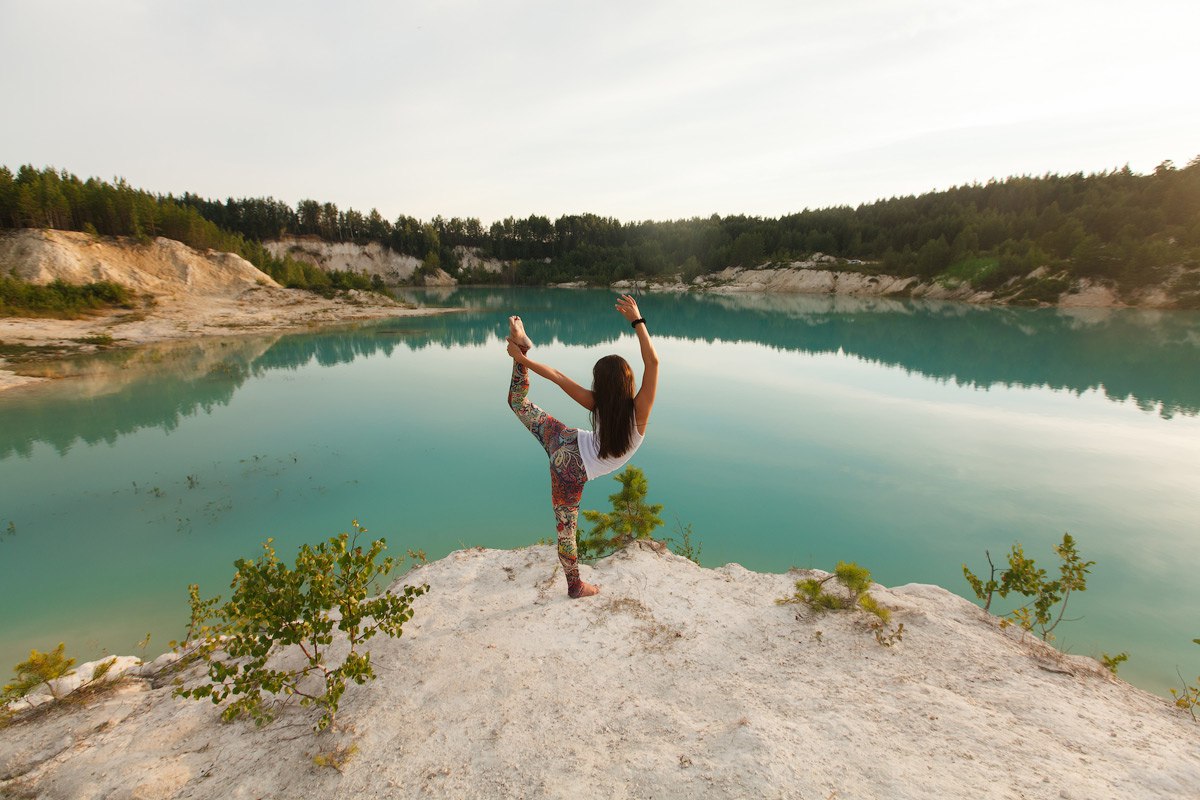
[631,318,646,328]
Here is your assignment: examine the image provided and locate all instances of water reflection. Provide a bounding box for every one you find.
[397,288,1200,418]
[1,287,1198,697]
[2,289,1197,458]
[0,330,409,458]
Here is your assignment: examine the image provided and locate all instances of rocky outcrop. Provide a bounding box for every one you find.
[2,544,1197,798]
[421,267,457,287]
[264,235,424,285]
[668,259,1199,309]
[453,245,504,275]
[701,265,926,298]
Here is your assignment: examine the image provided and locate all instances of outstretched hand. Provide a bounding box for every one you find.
[615,294,641,322]
[506,339,528,362]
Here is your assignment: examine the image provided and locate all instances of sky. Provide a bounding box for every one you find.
[2,0,1197,224]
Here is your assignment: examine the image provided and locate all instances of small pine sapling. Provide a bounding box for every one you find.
[3,643,76,701]
[858,594,891,624]
[834,562,873,601]
[791,577,846,610]
[578,466,663,560]
[779,561,898,639]
[1100,652,1129,676]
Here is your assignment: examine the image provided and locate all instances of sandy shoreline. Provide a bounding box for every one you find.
[0,229,463,397]
[0,292,449,393]
[0,228,454,393]
[2,543,1197,799]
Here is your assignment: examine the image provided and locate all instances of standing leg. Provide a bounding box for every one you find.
[550,435,599,598]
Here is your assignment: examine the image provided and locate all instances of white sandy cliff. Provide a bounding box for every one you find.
[2,544,1197,799]
[0,230,446,392]
[264,236,468,286]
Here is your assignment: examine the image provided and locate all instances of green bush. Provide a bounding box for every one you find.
[779,561,891,624]
[0,275,133,318]
[666,519,703,565]
[1172,638,1200,720]
[175,521,427,732]
[940,256,1000,287]
[963,533,1093,641]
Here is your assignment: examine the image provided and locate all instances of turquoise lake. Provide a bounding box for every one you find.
[1,288,1198,697]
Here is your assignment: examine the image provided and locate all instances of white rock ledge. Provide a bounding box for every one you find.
[1,543,1197,799]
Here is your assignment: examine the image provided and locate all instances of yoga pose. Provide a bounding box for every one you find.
[506,295,659,598]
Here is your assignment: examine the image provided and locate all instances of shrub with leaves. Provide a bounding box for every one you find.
[176,521,427,732]
[312,742,359,771]
[1100,652,1129,676]
[3,643,76,701]
[780,561,891,624]
[578,466,663,560]
[1171,638,1200,721]
[962,533,1094,641]
[666,519,702,565]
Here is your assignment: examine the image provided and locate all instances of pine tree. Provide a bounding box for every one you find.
[578,466,664,559]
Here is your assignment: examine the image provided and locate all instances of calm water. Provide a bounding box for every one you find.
[1,288,1198,696]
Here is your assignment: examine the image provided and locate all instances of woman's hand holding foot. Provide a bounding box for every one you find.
[508,315,533,352]
[507,339,530,363]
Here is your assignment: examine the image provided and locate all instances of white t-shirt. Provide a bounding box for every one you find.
[577,423,645,481]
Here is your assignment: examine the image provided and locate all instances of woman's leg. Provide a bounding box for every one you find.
[549,436,597,598]
[507,360,598,597]
[508,361,565,455]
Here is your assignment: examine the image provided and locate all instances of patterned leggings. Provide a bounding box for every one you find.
[508,361,589,596]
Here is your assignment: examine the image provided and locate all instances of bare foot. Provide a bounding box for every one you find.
[508,315,533,353]
[570,581,601,599]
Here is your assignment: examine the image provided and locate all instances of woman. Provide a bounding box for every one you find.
[506,294,659,598]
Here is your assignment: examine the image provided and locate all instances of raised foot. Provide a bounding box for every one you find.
[570,581,601,599]
[508,315,533,353]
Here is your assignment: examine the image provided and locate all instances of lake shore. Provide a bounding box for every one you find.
[2,542,1196,799]
[0,229,453,393]
[595,259,1195,310]
[0,288,450,393]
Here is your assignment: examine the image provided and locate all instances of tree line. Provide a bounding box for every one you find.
[0,167,379,295]
[3,157,1198,291]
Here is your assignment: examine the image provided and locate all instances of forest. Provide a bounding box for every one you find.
[1,157,1198,296]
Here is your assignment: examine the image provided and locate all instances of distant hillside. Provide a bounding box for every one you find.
[2,159,1198,306]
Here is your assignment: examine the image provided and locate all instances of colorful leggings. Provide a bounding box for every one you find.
[508,361,589,596]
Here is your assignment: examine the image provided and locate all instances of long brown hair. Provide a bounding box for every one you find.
[591,354,637,458]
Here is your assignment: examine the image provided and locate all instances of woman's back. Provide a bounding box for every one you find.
[577,422,644,481]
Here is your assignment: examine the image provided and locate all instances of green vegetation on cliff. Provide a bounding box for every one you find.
[0,167,381,297]
[0,276,133,318]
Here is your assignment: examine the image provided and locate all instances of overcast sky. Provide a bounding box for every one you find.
[2,0,1197,224]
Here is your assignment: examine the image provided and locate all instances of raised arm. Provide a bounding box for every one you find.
[507,340,595,411]
[614,295,659,432]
